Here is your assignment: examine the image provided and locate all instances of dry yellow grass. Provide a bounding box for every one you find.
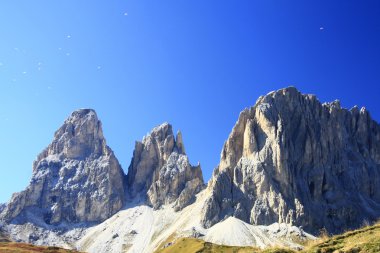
[155,223,380,253]
[155,237,294,253]
[305,224,380,253]
[0,242,82,253]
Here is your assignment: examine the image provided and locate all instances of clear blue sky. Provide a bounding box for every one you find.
[1,1,379,203]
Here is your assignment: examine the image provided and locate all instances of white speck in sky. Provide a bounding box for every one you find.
[320,27,324,30]
[0,62,3,66]
[22,71,27,75]
[124,12,128,16]
[97,66,102,70]
[58,47,62,51]
[14,47,19,51]
[66,52,70,56]
[48,86,52,90]
[38,62,42,66]
[67,35,71,39]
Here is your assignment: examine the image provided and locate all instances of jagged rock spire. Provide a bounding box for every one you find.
[127,122,204,210]
[1,109,126,224]
[176,130,186,154]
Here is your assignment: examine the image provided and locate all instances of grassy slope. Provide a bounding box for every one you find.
[0,243,83,253]
[155,224,380,253]
[306,224,380,253]
[155,237,293,253]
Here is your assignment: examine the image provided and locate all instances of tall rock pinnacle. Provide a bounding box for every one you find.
[201,87,380,234]
[127,123,204,211]
[1,109,126,224]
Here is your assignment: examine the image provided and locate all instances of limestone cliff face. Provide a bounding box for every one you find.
[1,109,126,224]
[127,123,204,210]
[201,87,380,234]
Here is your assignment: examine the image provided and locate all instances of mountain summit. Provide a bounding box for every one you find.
[0,111,203,226]
[201,87,380,233]
[1,109,126,224]
[1,87,380,252]
[127,122,204,210]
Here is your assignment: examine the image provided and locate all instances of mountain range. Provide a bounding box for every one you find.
[1,87,380,253]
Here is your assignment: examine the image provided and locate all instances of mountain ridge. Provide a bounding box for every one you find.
[126,122,204,211]
[0,110,204,226]
[201,86,380,234]
[1,87,380,252]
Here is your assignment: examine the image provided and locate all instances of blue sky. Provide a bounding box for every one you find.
[0,1,379,203]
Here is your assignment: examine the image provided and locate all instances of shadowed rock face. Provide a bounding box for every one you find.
[127,123,204,210]
[0,229,10,242]
[201,87,380,234]
[1,109,126,224]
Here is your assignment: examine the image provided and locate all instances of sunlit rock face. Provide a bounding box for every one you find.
[201,87,380,234]
[1,109,126,224]
[127,123,204,211]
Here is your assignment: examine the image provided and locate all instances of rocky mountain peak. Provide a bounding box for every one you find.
[36,109,107,164]
[144,122,171,141]
[127,123,204,210]
[1,109,126,224]
[176,130,186,154]
[141,122,186,156]
[202,87,380,234]
[128,123,182,195]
